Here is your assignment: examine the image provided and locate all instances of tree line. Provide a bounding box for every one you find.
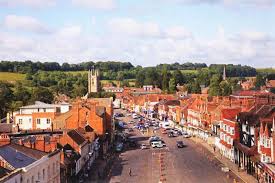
[0,61,134,73]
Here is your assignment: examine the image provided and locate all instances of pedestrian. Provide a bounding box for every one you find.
[129,168,132,176]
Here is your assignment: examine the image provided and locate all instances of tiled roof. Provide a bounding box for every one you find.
[0,144,46,169]
[67,130,86,145]
[222,108,241,120]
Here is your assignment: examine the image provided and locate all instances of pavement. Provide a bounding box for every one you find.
[105,109,244,183]
[190,137,258,183]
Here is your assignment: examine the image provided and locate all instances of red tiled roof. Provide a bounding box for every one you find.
[222,108,241,120]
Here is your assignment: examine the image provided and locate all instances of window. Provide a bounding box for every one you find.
[231,128,235,135]
[31,176,34,183]
[27,179,30,183]
[224,125,227,131]
[43,108,46,112]
[47,119,51,124]
[38,172,41,180]
[266,139,270,148]
[37,119,41,124]
[19,119,22,124]
[29,118,32,123]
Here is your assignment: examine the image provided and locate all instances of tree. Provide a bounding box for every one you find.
[220,81,232,96]
[172,70,184,85]
[135,70,145,87]
[0,82,13,118]
[191,81,201,94]
[13,82,31,105]
[209,74,222,96]
[169,78,176,93]
[255,74,265,89]
[161,67,169,91]
[31,87,54,103]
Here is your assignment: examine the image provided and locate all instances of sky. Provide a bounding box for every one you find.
[0,0,275,67]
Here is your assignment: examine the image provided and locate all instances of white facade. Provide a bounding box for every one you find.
[1,151,61,183]
[20,108,55,115]
[36,118,52,129]
[15,115,32,130]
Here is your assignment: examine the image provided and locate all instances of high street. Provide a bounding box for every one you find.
[106,109,243,183]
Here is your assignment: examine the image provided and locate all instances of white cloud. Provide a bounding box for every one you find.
[108,18,161,38]
[165,26,193,39]
[72,0,115,10]
[168,0,275,7]
[3,15,51,34]
[0,0,56,8]
[0,22,275,68]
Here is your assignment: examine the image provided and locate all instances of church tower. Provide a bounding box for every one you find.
[88,67,100,93]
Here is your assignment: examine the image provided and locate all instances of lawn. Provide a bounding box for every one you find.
[0,72,26,81]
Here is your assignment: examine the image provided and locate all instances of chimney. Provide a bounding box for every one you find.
[6,113,10,124]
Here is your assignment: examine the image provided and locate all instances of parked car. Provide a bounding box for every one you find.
[141,144,149,150]
[183,134,191,138]
[176,141,185,148]
[151,141,165,148]
[149,136,161,143]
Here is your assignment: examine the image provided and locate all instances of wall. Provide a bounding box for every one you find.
[22,151,60,183]
[15,115,32,130]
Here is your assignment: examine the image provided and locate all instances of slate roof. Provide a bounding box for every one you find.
[0,123,13,133]
[85,125,94,132]
[0,144,46,169]
[67,130,86,145]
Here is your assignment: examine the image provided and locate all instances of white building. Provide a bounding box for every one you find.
[0,144,60,183]
[14,101,71,130]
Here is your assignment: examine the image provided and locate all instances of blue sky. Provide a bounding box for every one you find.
[0,0,275,67]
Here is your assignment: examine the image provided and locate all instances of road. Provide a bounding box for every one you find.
[108,109,243,183]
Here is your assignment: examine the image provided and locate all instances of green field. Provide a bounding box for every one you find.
[0,72,25,81]
[180,70,198,74]
[257,68,275,74]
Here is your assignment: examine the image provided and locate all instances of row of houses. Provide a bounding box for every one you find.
[118,90,275,183]
[0,98,114,183]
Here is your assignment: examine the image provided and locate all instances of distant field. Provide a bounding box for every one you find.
[257,68,275,74]
[180,70,198,74]
[0,72,25,81]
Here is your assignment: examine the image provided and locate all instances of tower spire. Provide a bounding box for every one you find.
[223,65,226,80]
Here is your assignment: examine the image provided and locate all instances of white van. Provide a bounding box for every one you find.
[151,141,165,148]
[159,122,170,129]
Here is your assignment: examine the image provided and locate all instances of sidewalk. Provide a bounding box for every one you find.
[191,137,257,183]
